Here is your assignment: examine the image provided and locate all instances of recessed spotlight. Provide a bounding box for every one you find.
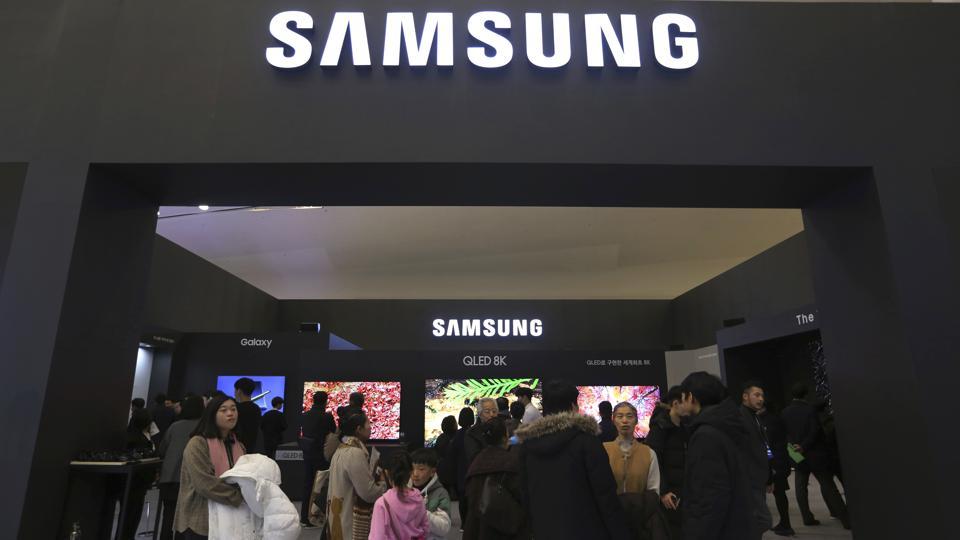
[198,205,210,211]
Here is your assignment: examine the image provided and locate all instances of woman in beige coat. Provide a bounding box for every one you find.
[327,412,387,540]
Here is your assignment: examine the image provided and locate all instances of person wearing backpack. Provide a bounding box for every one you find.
[370,451,431,540]
[300,391,337,528]
[463,417,530,540]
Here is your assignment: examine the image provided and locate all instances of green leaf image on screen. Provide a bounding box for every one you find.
[424,378,542,447]
[443,378,540,403]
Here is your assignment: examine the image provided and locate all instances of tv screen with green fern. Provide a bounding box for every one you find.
[424,378,541,446]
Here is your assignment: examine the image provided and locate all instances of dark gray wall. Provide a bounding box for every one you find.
[143,236,279,333]
[672,233,815,348]
[0,164,26,287]
[2,1,960,538]
[278,299,674,350]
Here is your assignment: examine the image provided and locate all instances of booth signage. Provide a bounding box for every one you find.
[240,338,273,348]
[433,318,543,337]
[266,11,699,70]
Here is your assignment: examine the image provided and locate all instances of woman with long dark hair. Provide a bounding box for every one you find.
[327,412,387,540]
[173,395,246,539]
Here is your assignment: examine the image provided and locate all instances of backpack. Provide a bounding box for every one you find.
[478,472,523,535]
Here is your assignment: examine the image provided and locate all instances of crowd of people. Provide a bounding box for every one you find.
[121,372,849,540]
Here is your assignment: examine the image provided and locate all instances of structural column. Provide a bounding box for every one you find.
[0,162,158,539]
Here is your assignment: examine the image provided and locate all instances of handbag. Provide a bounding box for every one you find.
[352,493,374,540]
[324,431,341,462]
[478,473,523,535]
[309,469,330,528]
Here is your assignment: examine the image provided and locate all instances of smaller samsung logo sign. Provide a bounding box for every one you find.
[266,11,698,71]
[433,318,543,338]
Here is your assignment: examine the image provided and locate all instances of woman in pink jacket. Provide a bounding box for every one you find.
[370,451,431,540]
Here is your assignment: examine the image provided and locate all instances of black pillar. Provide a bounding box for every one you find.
[803,168,955,538]
[0,163,158,539]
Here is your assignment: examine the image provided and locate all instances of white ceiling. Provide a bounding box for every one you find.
[156,206,804,300]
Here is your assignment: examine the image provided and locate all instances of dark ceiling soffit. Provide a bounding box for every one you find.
[94,163,869,209]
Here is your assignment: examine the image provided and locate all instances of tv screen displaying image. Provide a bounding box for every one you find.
[577,385,661,439]
[302,381,402,440]
[216,375,286,414]
[424,378,541,447]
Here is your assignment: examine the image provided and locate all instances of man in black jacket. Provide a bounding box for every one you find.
[679,372,753,540]
[515,380,631,540]
[299,391,336,527]
[740,381,773,539]
[781,384,850,529]
[646,385,688,539]
[597,400,618,442]
[260,396,287,458]
[234,377,262,452]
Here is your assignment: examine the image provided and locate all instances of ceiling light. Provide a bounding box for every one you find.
[249,207,271,212]
[294,206,323,210]
[198,205,210,211]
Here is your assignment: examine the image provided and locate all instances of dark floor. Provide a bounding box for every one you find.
[129,476,851,539]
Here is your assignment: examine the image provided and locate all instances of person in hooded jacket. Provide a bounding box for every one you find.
[645,386,689,540]
[678,372,753,540]
[464,417,530,540]
[370,451,431,540]
[411,448,452,540]
[515,380,631,540]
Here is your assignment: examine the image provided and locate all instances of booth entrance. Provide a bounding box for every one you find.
[4,159,952,539]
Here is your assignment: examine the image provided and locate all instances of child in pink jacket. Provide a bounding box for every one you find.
[370,451,431,540]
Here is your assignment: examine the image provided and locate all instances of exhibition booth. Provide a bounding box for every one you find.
[1,1,959,539]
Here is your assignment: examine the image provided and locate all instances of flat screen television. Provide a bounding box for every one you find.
[216,375,286,413]
[424,378,541,446]
[576,385,660,439]
[302,381,402,440]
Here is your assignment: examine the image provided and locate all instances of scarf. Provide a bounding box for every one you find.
[207,435,246,477]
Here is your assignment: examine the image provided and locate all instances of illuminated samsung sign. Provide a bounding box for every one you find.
[266,11,699,70]
[433,318,544,337]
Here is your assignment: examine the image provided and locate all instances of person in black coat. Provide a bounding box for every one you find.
[434,415,459,494]
[759,407,794,536]
[233,377,262,452]
[678,372,753,540]
[299,391,337,526]
[260,396,287,458]
[463,418,531,540]
[739,381,773,539]
[781,384,850,529]
[597,401,617,443]
[451,407,476,527]
[645,386,688,539]
[514,380,631,540]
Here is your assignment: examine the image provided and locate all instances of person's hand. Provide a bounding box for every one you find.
[661,492,679,510]
[792,444,804,454]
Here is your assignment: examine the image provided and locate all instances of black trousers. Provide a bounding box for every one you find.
[795,468,849,525]
[773,486,791,528]
[158,482,185,540]
[182,530,207,540]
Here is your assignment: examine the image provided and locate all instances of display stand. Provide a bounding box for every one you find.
[69,458,162,540]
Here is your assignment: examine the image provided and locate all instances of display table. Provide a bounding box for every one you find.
[69,458,162,540]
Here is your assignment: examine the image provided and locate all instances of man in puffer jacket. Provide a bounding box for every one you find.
[208,453,301,540]
[515,380,631,540]
[410,448,452,540]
